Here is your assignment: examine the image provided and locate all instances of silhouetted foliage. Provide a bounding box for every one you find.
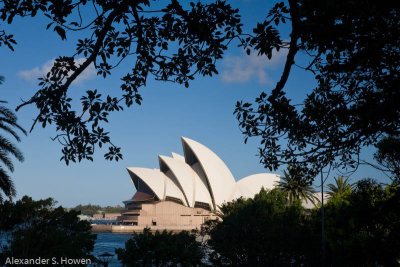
[0,77,26,202]
[201,182,400,266]
[116,228,204,267]
[205,188,319,266]
[234,1,400,179]
[0,0,242,164]
[374,136,400,182]
[0,196,96,263]
[314,179,400,266]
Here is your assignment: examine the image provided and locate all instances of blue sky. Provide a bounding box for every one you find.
[0,0,385,207]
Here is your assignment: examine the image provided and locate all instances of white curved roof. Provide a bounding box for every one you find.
[302,192,329,209]
[234,173,280,199]
[159,155,193,206]
[181,137,236,209]
[126,137,281,211]
[171,152,185,161]
[127,167,165,200]
[127,167,186,205]
[164,170,186,205]
[229,183,253,200]
[159,155,213,208]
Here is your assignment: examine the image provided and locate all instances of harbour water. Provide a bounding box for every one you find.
[1,232,130,266]
[2,232,209,266]
[92,232,131,267]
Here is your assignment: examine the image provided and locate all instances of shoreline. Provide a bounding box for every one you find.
[91,224,199,233]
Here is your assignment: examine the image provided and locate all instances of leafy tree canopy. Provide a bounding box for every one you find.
[203,181,400,266]
[0,195,96,262]
[205,188,319,266]
[317,179,400,266]
[116,228,204,267]
[234,0,400,179]
[0,0,242,164]
[373,136,400,182]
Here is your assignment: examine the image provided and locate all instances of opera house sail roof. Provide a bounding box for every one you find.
[126,137,280,211]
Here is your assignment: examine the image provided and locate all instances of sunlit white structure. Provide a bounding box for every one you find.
[119,137,280,226]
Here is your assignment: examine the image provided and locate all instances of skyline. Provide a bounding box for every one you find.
[0,0,386,207]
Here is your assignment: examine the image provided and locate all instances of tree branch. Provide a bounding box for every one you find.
[269,0,301,101]
[16,9,119,113]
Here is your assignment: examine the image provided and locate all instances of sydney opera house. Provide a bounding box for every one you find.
[118,137,280,227]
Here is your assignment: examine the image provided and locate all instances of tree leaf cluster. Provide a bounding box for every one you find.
[234,0,400,179]
[0,29,16,51]
[0,0,242,164]
[374,136,400,182]
[0,196,96,263]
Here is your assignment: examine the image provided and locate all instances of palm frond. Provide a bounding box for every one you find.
[0,105,17,121]
[0,149,14,172]
[0,122,22,141]
[0,86,24,200]
[0,135,24,162]
[0,113,27,136]
[278,165,317,205]
[0,166,16,199]
[327,176,353,197]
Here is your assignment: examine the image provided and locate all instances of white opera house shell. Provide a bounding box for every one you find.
[118,137,280,227]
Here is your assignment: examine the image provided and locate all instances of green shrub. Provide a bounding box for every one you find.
[116,228,204,267]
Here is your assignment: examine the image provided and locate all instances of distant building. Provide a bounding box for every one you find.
[104,213,120,220]
[93,214,104,219]
[118,137,280,227]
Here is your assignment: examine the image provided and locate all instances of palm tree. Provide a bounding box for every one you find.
[278,165,318,206]
[0,76,27,201]
[326,176,353,197]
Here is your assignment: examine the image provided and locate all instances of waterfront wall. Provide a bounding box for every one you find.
[120,200,216,227]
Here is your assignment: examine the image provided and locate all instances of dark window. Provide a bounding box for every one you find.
[165,196,184,205]
[194,201,211,210]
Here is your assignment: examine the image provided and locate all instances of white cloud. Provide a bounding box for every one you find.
[221,48,288,84]
[19,58,96,85]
